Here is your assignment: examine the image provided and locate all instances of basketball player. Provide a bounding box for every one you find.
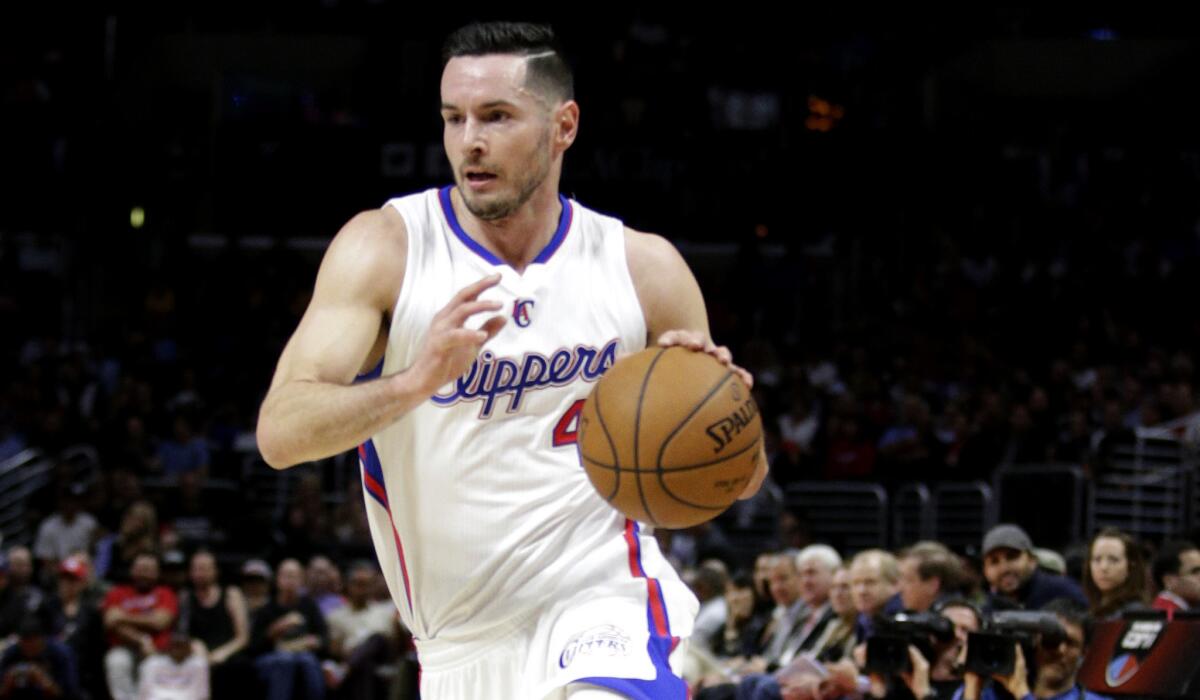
[256,22,767,700]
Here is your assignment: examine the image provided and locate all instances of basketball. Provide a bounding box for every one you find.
[577,346,763,529]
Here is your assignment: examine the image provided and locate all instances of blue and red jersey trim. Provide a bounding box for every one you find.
[437,186,573,267]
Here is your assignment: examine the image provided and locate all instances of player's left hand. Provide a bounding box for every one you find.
[656,330,753,389]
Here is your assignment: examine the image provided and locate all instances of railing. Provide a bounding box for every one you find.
[892,483,933,547]
[0,449,52,545]
[784,481,889,553]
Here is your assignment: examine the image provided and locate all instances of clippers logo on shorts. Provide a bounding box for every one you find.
[1106,619,1164,687]
[512,298,535,328]
[558,625,631,669]
[431,338,619,418]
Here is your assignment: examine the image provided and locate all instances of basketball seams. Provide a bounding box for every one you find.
[589,379,622,502]
[657,435,762,510]
[581,435,760,474]
[655,368,736,469]
[633,347,668,526]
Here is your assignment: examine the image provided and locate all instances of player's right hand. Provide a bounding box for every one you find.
[405,273,507,396]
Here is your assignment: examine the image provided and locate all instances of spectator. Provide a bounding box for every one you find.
[304,557,345,617]
[0,618,80,700]
[1151,540,1200,617]
[1082,528,1149,620]
[101,553,178,700]
[980,524,1085,611]
[758,551,807,669]
[849,549,900,642]
[136,631,208,700]
[688,562,730,654]
[180,551,249,697]
[94,502,159,583]
[898,541,966,613]
[324,563,397,700]
[155,415,208,478]
[46,555,105,700]
[239,561,271,618]
[249,559,326,700]
[0,549,52,642]
[32,485,97,578]
[711,572,772,661]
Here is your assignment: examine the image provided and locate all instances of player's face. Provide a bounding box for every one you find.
[1089,536,1129,593]
[440,55,563,221]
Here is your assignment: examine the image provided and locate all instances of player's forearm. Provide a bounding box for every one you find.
[257,372,428,468]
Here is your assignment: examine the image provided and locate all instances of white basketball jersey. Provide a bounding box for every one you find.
[358,187,695,650]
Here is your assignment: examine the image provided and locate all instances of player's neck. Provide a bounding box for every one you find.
[451,185,562,273]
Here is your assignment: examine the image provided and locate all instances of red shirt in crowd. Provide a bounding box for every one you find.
[101,584,179,650]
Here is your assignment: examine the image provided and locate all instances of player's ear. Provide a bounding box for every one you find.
[553,100,579,152]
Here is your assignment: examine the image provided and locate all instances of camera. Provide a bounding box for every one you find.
[965,610,1066,677]
[865,611,955,675]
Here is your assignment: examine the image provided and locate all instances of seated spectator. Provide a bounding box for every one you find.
[813,564,856,664]
[94,502,159,583]
[980,524,1085,611]
[1151,540,1200,617]
[249,559,326,700]
[102,553,178,700]
[46,554,105,699]
[711,572,772,662]
[1083,528,1149,620]
[0,549,53,643]
[849,549,900,641]
[137,631,208,700]
[239,561,272,618]
[32,485,97,580]
[180,551,249,697]
[324,563,397,700]
[304,557,345,617]
[898,541,967,613]
[0,618,80,700]
[155,415,209,478]
[954,598,1110,700]
[687,562,729,654]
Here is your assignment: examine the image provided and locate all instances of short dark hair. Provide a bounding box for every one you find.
[442,22,574,101]
[901,541,966,594]
[1152,540,1199,589]
[1042,596,1092,644]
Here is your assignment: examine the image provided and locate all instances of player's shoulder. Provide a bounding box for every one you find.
[315,207,408,307]
[623,227,688,282]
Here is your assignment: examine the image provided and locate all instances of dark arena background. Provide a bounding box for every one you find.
[3,7,1200,700]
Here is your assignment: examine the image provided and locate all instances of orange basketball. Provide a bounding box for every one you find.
[577,346,762,529]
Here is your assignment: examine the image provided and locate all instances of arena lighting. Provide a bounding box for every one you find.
[806,95,845,132]
[130,206,146,229]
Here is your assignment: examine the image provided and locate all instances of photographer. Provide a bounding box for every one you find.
[954,599,1109,700]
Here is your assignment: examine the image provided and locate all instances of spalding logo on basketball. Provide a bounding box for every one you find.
[1106,619,1164,687]
[576,346,762,528]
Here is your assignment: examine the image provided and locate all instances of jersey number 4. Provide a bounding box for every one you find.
[552,399,584,447]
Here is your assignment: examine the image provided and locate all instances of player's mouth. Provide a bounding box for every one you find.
[464,168,498,190]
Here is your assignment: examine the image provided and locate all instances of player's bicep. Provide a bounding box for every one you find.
[624,228,711,342]
[267,210,404,390]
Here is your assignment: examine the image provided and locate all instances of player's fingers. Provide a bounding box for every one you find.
[732,364,755,390]
[479,315,507,340]
[448,273,502,306]
[443,299,505,327]
[712,345,733,366]
[657,329,706,349]
[436,327,491,348]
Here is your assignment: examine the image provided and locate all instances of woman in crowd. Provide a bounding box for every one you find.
[1082,528,1149,620]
